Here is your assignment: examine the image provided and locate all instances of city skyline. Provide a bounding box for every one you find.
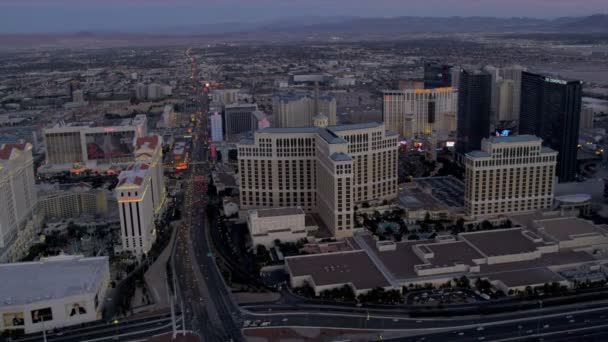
[2,1,608,339]
[1,0,607,33]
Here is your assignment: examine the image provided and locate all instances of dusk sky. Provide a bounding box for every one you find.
[1,0,607,33]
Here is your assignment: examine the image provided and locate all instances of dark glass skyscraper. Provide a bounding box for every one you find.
[424,62,453,89]
[456,68,492,154]
[519,71,582,183]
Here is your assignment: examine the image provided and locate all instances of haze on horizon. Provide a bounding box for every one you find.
[1,0,607,33]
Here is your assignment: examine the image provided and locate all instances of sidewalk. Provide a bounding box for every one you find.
[144,222,179,311]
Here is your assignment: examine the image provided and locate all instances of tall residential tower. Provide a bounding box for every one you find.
[456,68,492,154]
[519,72,582,183]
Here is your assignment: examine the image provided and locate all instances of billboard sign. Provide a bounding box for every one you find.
[494,129,512,137]
[66,302,88,318]
[3,312,24,327]
[85,131,135,161]
[31,307,52,323]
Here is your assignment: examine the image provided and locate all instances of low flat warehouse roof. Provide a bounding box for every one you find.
[355,234,421,280]
[0,255,109,308]
[421,241,484,267]
[461,228,546,257]
[286,250,391,291]
[256,207,304,218]
[536,217,607,242]
[485,268,566,288]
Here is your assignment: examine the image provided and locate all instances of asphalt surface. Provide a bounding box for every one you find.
[383,306,608,341]
[12,313,181,342]
[242,303,608,341]
[172,48,243,342]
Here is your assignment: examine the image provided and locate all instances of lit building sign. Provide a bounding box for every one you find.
[545,77,567,85]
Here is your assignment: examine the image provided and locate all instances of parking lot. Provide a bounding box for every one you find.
[407,288,482,305]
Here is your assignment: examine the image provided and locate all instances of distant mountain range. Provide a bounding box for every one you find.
[161,14,608,36]
[1,14,607,49]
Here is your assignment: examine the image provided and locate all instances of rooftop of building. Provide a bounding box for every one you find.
[555,194,592,204]
[286,250,391,291]
[135,135,160,151]
[327,122,382,132]
[460,228,549,257]
[330,152,353,162]
[0,255,108,308]
[253,122,390,145]
[117,163,150,187]
[535,217,608,243]
[479,249,596,275]
[258,127,319,134]
[254,207,305,218]
[523,71,583,84]
[486,135,542,144]
[355,234,422,280]
[510,211,563,230]
[0,143,29,161]
[256,127,340,143]
[461,66,490,75]
[418,240,485,268]
[46,116,146,132]
[224,103,258,110]
[318,129,348,144]
[466,151,491,158]
[485,267,566,288]
[541,146,557,154]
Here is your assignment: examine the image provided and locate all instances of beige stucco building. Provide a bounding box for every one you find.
[247,207,318,248]
[273,92,337,128]
[238,122,398,239]
[0,143,38,263]
[464,135,557,219]
[382,87,457,139]
[38,184,109,220]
